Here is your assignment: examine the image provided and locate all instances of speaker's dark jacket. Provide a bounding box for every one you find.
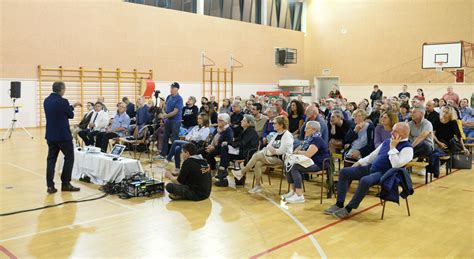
[44,93,75,142]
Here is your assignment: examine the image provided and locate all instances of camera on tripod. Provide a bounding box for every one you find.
[154,90,160,99]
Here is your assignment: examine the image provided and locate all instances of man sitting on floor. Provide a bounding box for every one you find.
[164,143,212,201]
[324,122,413,219]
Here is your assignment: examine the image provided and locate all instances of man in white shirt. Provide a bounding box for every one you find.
[78,102,110,146]
[324,122,413,219]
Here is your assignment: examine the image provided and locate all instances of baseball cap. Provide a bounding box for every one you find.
[170,82,180,89]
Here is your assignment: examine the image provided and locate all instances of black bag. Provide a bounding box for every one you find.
[452,152,472,169]
[448,136,463,153]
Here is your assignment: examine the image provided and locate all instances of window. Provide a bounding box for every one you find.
[127,0,303,31]
[127,0,197,13]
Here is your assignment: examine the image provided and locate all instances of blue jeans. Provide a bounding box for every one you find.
[286,164,321,189]
[160,120,181,157]
[337,165,382,209]
[166,140,188,168]
[464,128,474,143]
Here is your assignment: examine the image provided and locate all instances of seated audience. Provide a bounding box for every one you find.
[274,100,288,117]
[262,106,277,144]
[72,102,94,144]
[462,109,474,143]
[370,84,383,107]
[368,101,382,125]
[433,106,468,153]
[95,102,131,152]
[408,105,434,175]
[131,96,151,135]
[398,84,411,100]
[209,96,218,110]
[324,122,413,218]
[202,102,218,126]
[343,109,375,162]
[232,116,293,194]
[199,96,209,113]
[398,102,411,122]
[122,96,136,119]
[217,114,259,187]
[219,98,231,114]
[200,113,233,180]
[97,96,108,112]
[441,86,459,107]
[281,121,330,204]
[288,100,305,136]
[230,101,244,137]
[182,96,199,129]
[328,84,343,99]
[298,105,328,145]
[459,98,472,119]
[243,99,254,114]
[160,113,210,170]
[164,143,211,201]
[374,111,398,148]
[78,102,109,146]
[425,100,440,126]
[328,110,352,153]
[251,103,268,139]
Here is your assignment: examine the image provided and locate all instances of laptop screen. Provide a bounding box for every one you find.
[110,144,126,157]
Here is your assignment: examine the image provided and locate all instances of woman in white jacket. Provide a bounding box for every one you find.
[233,116,293,194]
[78,102,110,146]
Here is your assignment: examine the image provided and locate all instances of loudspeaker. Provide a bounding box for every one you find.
[10,81,21,99]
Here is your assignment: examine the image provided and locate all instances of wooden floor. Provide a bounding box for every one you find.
[0,128,473,258]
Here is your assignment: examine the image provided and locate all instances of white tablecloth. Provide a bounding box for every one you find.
[64,149,143,185]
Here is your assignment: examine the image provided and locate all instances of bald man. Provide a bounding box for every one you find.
[325,122,413,218]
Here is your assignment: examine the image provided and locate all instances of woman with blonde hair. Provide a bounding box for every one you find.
[433,106,468,153]
[232,116,294,194]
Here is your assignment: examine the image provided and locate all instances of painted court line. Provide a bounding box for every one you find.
[259,194,327,259]
[250,169,461,258]
[3,162,138,212]
[0,210,135,243]
[0,245,17,259]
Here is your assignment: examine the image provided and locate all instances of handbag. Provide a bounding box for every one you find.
[448,136,463,153]
[452,152,472,169]
[284,154,314,172]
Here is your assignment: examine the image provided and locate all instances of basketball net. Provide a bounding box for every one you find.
[435,62,444,72]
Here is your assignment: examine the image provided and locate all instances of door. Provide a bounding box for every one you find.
[314,77,339,101]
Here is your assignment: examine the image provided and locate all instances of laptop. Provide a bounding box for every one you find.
[106,144,126,158]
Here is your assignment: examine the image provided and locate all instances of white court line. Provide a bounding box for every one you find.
[3,162,138,212]
[259,193,327,259]
[0,210,135,243]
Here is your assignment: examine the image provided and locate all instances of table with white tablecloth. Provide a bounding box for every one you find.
[66,149,144,185]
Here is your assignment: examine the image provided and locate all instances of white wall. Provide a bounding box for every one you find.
[0,78,281,129]
[0,79,37,129]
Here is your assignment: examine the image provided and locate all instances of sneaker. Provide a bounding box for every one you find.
[214,179,229,187]
[248,185,263,194]
[153,155,166,161]
[231,169,244,180]
[281,191,295,200]
[417,168,426,176]
[324,204,342,215]
[332,207,350,219]
[285,193,305,204]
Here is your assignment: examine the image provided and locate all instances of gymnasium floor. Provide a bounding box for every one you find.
[1,129,473,258]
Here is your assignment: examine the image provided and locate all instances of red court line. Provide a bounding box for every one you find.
[0,245,17,259]
[250,169,461,258]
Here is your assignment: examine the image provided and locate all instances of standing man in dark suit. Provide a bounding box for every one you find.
[44,81,82,194]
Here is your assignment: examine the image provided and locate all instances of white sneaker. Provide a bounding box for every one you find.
[286,193,305,204]
[248,186,263,194]
[417,168,426,176]
[231,169,244,180]
[281,191,295,200]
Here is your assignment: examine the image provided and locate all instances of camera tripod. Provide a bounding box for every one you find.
[1,98,34,141]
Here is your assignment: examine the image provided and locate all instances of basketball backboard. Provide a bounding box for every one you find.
[422,42,462,69]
